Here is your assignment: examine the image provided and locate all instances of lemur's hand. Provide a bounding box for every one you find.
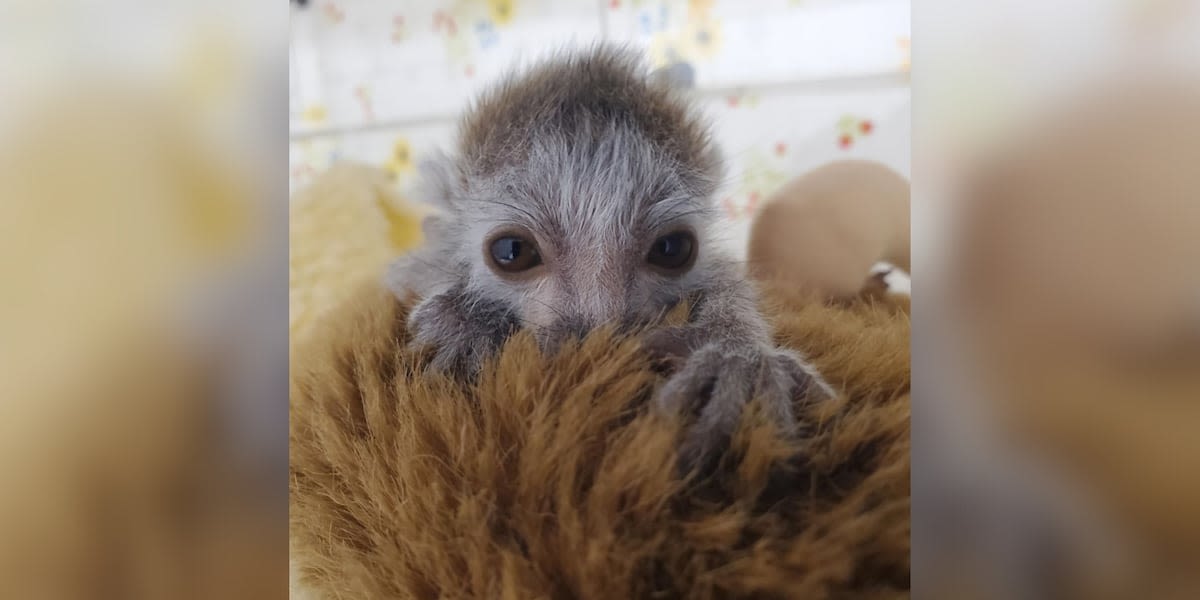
[407,286,519,377]
[645,326,833,470]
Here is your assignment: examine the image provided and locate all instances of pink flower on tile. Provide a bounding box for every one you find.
[322,2,345,23]
[391,15,406,43]
[433,10,459,36]
[354,85,374,121]
[721,193,763,221]
[721,197,737,219]
[837,114,875,149]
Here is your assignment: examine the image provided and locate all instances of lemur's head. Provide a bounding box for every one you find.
[406,45,725,344]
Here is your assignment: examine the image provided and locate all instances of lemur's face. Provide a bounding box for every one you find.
[403,46,726,346]
[460,128,718,345]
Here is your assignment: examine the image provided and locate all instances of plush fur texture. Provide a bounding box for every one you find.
[290,281,910,599]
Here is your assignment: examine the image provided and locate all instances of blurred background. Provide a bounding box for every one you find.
[914,0,1200,598]
[0,0,287,597]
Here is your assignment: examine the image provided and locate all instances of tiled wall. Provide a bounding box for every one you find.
[289,0,910,246]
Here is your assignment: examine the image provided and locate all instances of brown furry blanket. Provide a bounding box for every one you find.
[290,283,910,599]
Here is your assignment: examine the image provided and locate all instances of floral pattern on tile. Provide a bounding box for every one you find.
[383,137,416,181]
[640,0,724,69]
[837,114,875,150]
[289,0,910,256]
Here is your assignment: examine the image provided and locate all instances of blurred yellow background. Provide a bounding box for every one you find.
[0,2,288,598]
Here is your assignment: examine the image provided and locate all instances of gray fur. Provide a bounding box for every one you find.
[386,44,831,467]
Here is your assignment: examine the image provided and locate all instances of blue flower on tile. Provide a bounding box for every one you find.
[639,10,653,34]
[638,5,668,34]
[475,20,498,49]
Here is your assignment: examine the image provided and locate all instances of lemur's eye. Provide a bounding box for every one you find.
[488,235,542,273]
[646,230,696,272]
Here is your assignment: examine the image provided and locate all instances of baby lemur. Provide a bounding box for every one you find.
[387,45,831,463]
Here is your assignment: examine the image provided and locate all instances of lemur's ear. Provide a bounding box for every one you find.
[415,152,463,211]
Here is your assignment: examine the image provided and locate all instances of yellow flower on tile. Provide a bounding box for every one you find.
[647,32,687,69]
[684,15,723,60]
[302,105,327,123]
[649,12,723,67]
[384,137,415,179]
[688,0,715,15]
[488,0,516,26]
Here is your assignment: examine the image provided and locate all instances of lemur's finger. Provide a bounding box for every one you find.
[692,354,752,438]
[755,355,800,429]
[653,345,721,417]
[770,349,836,402]
[642,327,694,372]
[665,346,753,469]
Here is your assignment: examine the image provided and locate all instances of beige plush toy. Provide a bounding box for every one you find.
[747,160,910,299]
[289,163,428,349]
